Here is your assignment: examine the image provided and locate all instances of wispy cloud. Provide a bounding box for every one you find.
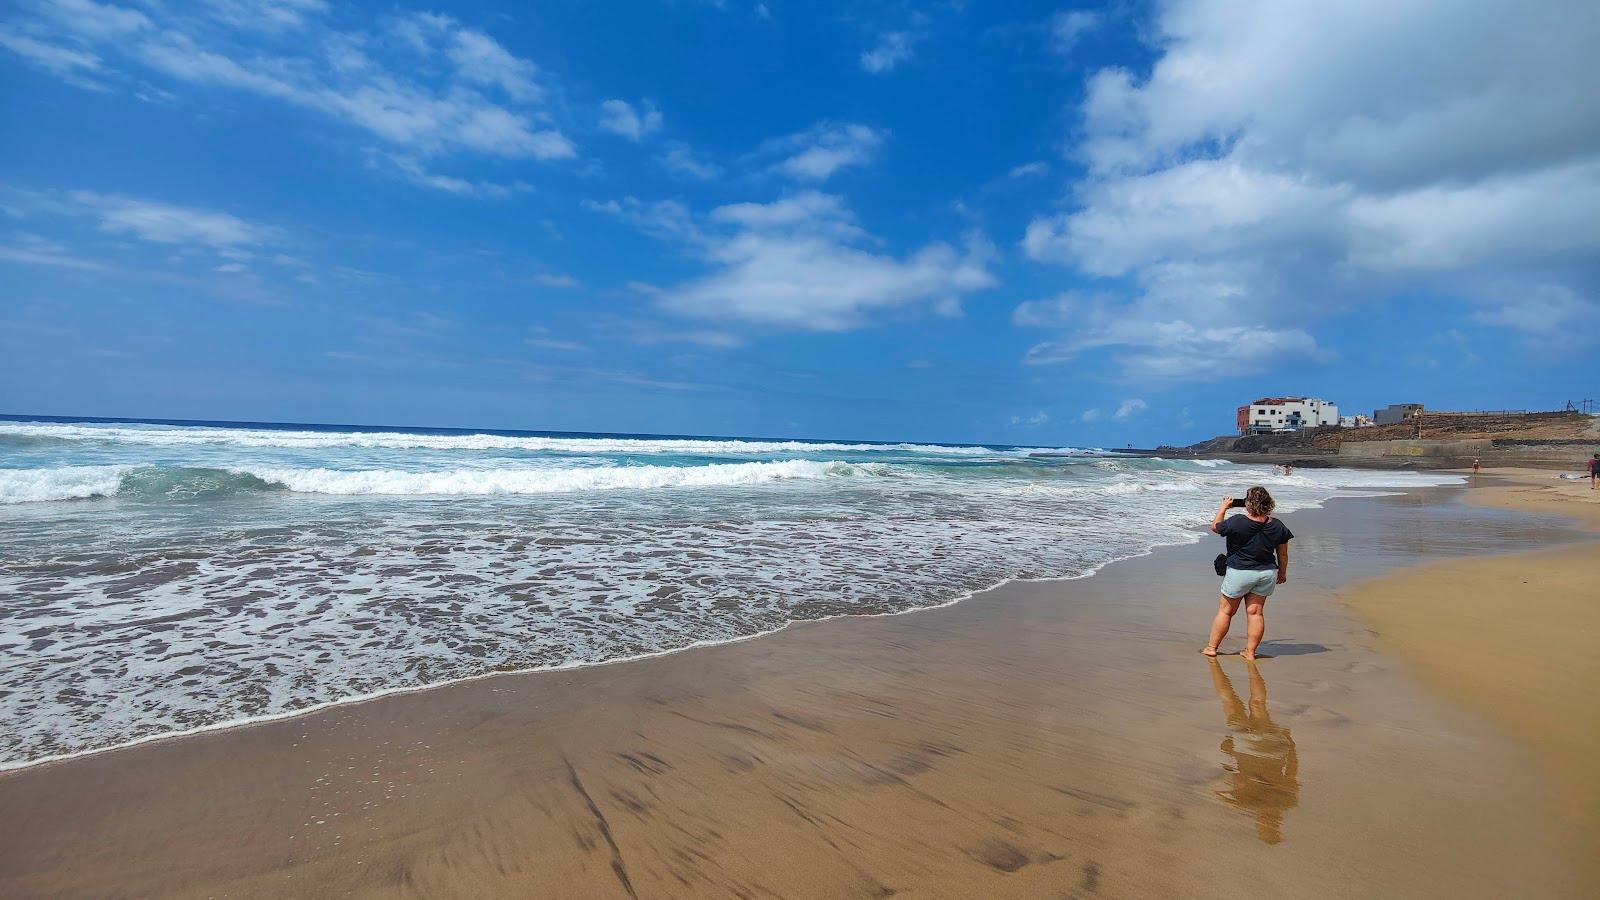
[1048,10,1100,58]
[525,326,589,352]
[860,30,918,74]
[598,99,663,141]
[658,142,723,180]
[532,273,581,289]
[1011,411,1049,426]
[0,25,105,80]
[1016,291,1328,383]
[0,233,111,271]
[70,191,273,248]
[1,1,576,187]
[375,152,532,197]
[754,121,887,182]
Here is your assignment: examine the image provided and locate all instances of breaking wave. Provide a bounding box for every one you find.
[0,459,868,503]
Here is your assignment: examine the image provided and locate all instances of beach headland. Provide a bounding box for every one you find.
[1,475,1596,898]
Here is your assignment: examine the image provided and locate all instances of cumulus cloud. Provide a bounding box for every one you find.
[1114,398,1146,420]
[598,99,663,141]
[0,1,575,181]
[755,121,887,181]
[593,190,995,332]
[860,30,917,74]
[1022,0,1600,378]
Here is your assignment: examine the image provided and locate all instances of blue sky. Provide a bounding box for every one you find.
[1,0,1595,446]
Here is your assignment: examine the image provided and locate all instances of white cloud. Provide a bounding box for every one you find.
[1049,10,1100,58]
[0,26,105,77]
[198,0,328,34]
[447,28,541,101]
[35,0,153,39]
[1008,161,1049,179]
[1080,408,1101,423]
[1016,291,1328,383]
[378,153,532,197]
[1114,398,1147,419]
[597,191,995,332]
[533,273,581,289]
[709,192,859,236]
[861,30,917,74]
[1021,0,1600,378]
[658,142,722,180]
[1011,411,1050,426]
[583,196,702,244]
[71,192,272,248]
[1,1,576,175]
[0,233,109,270]
[617,322,744,349]
[757,122,887,181]
[598,99,663,141]
[526,326,589,352]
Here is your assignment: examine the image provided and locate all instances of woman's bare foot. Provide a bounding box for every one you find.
[1201,646,1219,657]
[1239,651,1257,661]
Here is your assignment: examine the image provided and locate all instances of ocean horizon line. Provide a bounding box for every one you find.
[0,412,1059,454]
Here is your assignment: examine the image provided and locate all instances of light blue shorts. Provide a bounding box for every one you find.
[1221,567,1277,599]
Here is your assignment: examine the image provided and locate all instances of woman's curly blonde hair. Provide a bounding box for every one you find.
[1245,485,1276,517]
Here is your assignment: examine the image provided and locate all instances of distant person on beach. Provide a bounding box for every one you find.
[1590,454,1599,489]
[1279,464,1292,476]
[1203,486,1293,661]
[1472,457,1480,474]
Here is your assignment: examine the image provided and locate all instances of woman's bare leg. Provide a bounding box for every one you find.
[1205,594,1242,655]
[1240,594,1267,660]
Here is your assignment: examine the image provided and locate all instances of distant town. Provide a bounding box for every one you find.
[1151,395,1600,472]
[1236,397,1428,434]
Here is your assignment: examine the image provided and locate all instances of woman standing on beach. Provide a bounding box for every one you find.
[1203,486,1293,661]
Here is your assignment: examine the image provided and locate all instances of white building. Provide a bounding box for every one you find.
[1237,397,1339,434]
[1339,414,1374,428]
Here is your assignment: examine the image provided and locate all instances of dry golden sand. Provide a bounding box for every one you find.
[1,487,1595,898]
[1339,469,1600,837]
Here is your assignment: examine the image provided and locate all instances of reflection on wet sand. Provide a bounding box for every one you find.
[1210,658,1300,844]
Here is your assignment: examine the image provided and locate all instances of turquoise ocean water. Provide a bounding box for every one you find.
[0,416,1460,768]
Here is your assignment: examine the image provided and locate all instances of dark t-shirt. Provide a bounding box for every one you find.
[1216,514,1294,571]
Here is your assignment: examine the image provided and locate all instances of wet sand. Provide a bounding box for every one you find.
[1340,469,1600,838]
[1,487,1596,898]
